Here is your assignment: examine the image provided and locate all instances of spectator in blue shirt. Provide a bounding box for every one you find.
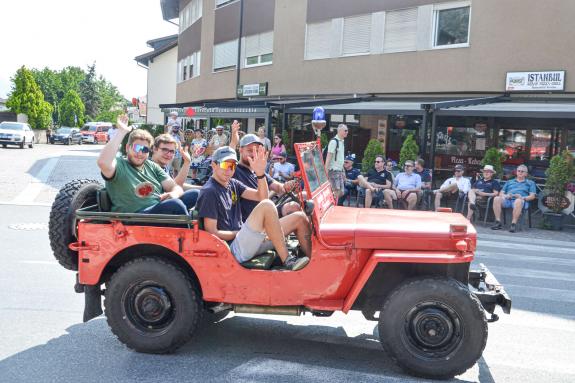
[491,164,537,232]
[338,154,361,205]
[385,160,422,210]
[467,165,500,221]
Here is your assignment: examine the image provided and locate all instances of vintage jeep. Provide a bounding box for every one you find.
[48,141,510,379]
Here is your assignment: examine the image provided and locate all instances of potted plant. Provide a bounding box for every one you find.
[399,133,419,168]
[362,139,385,172]
[481,147,504,178]
[542,150,575,230]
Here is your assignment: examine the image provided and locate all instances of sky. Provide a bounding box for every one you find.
[0,0,178,100]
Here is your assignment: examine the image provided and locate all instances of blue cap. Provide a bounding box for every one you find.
[345,154,356,162]
[212,146,237,163]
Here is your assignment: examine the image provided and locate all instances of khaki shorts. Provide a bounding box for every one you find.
[230,222,275,263]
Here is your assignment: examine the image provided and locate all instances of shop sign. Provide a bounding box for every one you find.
[434,155,483,170]
[237,82,268,97]
[541,194,571,210]
[505,71,565,91]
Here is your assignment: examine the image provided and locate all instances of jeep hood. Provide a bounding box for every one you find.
[319,206,476,251]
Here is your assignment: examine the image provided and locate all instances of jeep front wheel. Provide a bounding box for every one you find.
[378,277,487,379]
[104,257,202,353]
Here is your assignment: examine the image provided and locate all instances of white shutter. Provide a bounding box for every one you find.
[342,14,372,55]
[383,8,418,53]
[305,21,331,60]
[213,40,238,70]
[259,31,273,55]
[215,0,229,6]
[245,34,260,58]
[194,51,201,77]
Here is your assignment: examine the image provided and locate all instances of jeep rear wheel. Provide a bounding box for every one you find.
[105,257,202,353]
[49,179,102,270]
[378,277,487,379]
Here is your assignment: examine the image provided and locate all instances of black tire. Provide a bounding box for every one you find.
[78,138,82,145]
[66,138,71,145]
[104,257,202,353]
[2,144,6,148]
[48,179,102,270]
[28,137,34,148]
[20,139,25,149]
[378,277,487,379]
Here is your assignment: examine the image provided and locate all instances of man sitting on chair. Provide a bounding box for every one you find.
[434,164,471,211]
[357,155,392,208]
[384,160,422,210]
[466,165,500,221]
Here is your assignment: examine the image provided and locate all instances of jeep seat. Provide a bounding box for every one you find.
[241,251,278,270]
[97,189,112,212]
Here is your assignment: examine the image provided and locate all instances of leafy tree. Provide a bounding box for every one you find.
[80,63,101,119]
[59,66,85,97]
[399,134,419,168]
[59,90,85,127]
[6,66,53,129]
[362,139,385,172]
[95,77,126,122]
[481,147,505,177]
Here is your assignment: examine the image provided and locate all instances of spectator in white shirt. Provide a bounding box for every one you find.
[434,164,471,211]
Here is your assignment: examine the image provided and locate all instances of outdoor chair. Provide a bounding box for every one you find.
[471,196,494,225]
[502,201,532,231]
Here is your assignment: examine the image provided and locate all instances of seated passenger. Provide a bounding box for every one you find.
[385,160,422,210]
[414,158,432,209]
[433,164,471,211]
[338,154,360,206]
[270,152,295,182]
[196,146,310,271]
[97,115,188,215]
[150,133,201,210]
[467,165,500,221]
[357,155,392,208]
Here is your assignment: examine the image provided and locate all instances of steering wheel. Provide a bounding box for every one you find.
[274,178,303,214]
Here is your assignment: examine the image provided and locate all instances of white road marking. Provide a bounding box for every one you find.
[12,157,59,204]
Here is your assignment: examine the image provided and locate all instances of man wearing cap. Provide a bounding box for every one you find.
[325,124,348,201]
[97,114,188,215]
[195,145,310,271]
[271,152,295,182]
[165,111,180,133]
[434,164,471,211]
[209,125,229,150]
[491,164,536,232]
[466,165,500,221]
[357,154,392,208]
[385,160,422,210]
[338,154,361,205]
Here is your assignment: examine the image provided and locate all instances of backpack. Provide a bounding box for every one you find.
[322,138,340,165]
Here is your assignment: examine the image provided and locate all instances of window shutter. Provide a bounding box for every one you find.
[259,31,273,55]
[383,8,418,53]
[245,35,260,58]
[342,14,371,55]
[213,40,238,70]
[305,21,331,60]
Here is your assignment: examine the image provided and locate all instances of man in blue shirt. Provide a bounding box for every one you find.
[338,154,361,205]
[491,164,537,232]
[467,165,500,221]
[385,160,422,210]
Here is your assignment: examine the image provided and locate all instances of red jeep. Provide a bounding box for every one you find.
[49,141,510,379]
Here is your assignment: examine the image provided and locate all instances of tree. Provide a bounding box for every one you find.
[6,66,53,129]
[59,90,85,127]
[80,63,101,119]
[31,67,62,122]
[399,134,419,168]
[95,77,126,122]
[481,147,504,177]
[362,139,385,172]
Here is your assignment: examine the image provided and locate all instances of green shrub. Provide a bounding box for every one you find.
[481,147,504,177]
[545,150,575,213]
[362,139,385,172]
[399,134,419,168]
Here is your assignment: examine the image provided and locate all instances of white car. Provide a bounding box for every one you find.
[0,121,35,149]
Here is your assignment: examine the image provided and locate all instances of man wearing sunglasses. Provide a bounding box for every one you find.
[356,155,392,208]
[196,146,310,271]
[491,164,536,232]
[385,160,422,210]
[433,164,471,211]
[97,114,188,215]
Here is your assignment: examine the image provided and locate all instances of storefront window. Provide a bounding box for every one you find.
[498,129,527,162]
[530,129,561,161]
[387,115,422,160]
[567,130,575,157]
[435,125,486,156]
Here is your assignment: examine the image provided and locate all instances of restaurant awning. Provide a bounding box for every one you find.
[286,100,427,115]
[435,101,575,118]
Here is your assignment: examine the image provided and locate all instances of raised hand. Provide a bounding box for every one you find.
[248,145,267,176]
[180,144,191,163]
[116,114,131,133]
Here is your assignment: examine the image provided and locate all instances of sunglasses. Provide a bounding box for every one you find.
[218,161,237,171]
[517,170,526,173]
[375,160,383,163]
[132,144,150,154]
[405,164,414,168]
[159,147,176,155]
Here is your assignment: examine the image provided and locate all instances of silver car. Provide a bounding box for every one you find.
[0,121,35,149]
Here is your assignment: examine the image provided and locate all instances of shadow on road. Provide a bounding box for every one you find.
[0,314,487,383]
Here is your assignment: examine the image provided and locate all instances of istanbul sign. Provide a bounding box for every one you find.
[506,70,565,91]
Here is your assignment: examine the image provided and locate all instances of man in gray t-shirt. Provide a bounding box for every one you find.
[325,124,348,201]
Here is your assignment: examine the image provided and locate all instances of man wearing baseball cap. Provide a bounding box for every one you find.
[466,165,501,221]
[434,164,471,211]
[338,154,361,205]
[195,145,310,271]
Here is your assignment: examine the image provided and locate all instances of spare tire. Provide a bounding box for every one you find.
[49,179,102,270]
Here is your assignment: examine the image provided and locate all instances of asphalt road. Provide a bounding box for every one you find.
[0,144,573,383]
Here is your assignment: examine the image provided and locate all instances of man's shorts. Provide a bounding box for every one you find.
[328,170,345,192]
[503,198,530,209]
[230,222,275,263]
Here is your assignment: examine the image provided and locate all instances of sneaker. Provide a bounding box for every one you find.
[491,221,503,230]
[283,255,310,271]
[469,203,477,211]
[509,223,516,233]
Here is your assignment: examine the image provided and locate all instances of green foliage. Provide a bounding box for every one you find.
[59,66,85,97]
[281,129,291,153]
[59,90,85,127]
[362,139,385,172]
[481,147,504,177]
[6,66,53,129]
[399,134,419,168]
[545,150,575,213]
[320,132,328,149]
[80,63,101,119]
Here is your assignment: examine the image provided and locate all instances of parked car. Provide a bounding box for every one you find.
[51,127,83,145]
[81,122,112,144]
[0,121,35,149]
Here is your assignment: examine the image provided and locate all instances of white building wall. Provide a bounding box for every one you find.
[146,46,177,125]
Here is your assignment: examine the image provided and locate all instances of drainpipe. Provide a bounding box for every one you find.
[235,0,244,100]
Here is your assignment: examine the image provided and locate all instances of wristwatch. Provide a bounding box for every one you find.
[256,174,265,179]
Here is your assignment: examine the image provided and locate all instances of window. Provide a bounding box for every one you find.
[383,8,418,53]
[213,40,238,71]
[342,14,371,56]
[567,130,575,158]
[434,3,470,47]
[177,51,201,83]
[179,0,203,33]
[305,21,331,60]
[216,0,236,8]
[245,31,273,67]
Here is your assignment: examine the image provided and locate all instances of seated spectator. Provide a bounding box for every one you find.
[338,154,361,206]
[434,164,471,211]
[196,146,310,271]
[385,159,396,185]
[270,152,295,182]
[414,158,432,209]
[385,160,422,210]
[209,125,229,151]
[491,164,536,233]
[467,165,500,221]
[150,134,201,210]
[357,155,392,208]
[97,115,188,215]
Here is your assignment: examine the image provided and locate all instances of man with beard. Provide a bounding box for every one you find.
[97,114,188,215]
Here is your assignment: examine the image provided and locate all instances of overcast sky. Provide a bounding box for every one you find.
[0,0,177,100]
